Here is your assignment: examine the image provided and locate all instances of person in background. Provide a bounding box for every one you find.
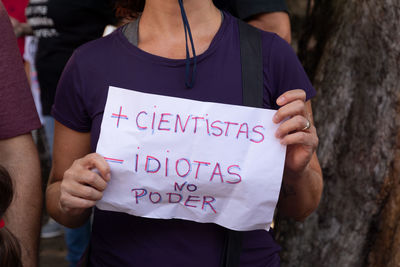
[0,166,23,267]
[1,0,30,56]
[25,0,116,265]
[214,0,292,43]
[0,2,42,267]
[2,0,43,126]
[24,36,44,125]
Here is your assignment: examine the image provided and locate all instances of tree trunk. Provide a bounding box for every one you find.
[276,1,400,266]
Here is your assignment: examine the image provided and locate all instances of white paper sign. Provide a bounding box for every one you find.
[96,86,286,231]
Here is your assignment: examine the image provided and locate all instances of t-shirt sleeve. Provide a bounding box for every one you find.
[51,52,91,132]
[235,0,288,19]
[0,3,41,140]
[263,33,316,109]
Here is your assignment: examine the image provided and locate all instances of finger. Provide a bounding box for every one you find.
[60,194,97,212]
[61,178,104,201]
[64,167,107,192]
[71,184,103,201]
[79,153,111,182]
[280,128,318,147]
[75,169,108,192]
[276,89,306,106]
[275,115,310,138]
[273,99,306,123]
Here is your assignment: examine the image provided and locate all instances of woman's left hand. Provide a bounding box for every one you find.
[273,89,319,174]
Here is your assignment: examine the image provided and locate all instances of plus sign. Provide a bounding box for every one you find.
[111,106,128,128]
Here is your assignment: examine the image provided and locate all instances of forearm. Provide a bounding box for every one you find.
[16,23,33,38]
[247,11,292,43]
[46,179,92,228]
[46,122,95,228]
[9,17,33,38]
[277,154,323,221]
[0,134,42,267]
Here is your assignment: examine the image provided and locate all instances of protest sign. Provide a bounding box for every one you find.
[96,86,286,231]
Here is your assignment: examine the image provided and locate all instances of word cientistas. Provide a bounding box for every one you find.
[134,109,265,143]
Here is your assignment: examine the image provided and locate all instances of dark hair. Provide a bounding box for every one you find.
[115,0,145,19]
[0,165,22,267]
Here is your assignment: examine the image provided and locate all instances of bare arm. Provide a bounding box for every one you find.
[0,133,42,267]
[9,16,33,38]
[46,121,110,228]
[278,151,322,220]
[273,91,323,220]
[247,11,292,43]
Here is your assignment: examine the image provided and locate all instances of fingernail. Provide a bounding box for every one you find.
[277,96,285,105]
[107,173,111,181]
[273,114,279,122]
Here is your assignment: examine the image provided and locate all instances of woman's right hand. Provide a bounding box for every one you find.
[59,153,110,216]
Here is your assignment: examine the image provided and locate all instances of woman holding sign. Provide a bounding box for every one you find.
[46,0,323,266]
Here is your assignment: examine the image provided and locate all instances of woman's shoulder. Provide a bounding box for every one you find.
[259,29,290,56]
[259,29,301,69]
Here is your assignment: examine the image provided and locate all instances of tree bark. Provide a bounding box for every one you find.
[276,1,400,266]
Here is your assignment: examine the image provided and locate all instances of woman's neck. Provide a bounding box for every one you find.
[138,0,221,59]
[141,0,220,35]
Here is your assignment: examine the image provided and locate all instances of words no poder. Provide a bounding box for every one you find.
[131,182,218,214]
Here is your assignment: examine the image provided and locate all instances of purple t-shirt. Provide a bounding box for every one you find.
[53,12,315,267]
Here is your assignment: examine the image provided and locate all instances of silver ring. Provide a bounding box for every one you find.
[302,119,311,131]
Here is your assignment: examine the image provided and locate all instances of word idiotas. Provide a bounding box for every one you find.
[133,108,265,143]
[131,149,242,185]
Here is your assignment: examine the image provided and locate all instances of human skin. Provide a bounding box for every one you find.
[9,16,33,38]
[247,11,292,43]
[46,0,322,227]
[0,134,42,267]
[273,90,322,220]
[246,10,321,219]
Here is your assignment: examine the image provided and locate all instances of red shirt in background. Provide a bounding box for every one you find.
[1,0,29,56]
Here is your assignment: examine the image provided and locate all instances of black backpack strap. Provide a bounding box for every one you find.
[238,19,263,108]
[220,19,263,267]
[220,229,244,267]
